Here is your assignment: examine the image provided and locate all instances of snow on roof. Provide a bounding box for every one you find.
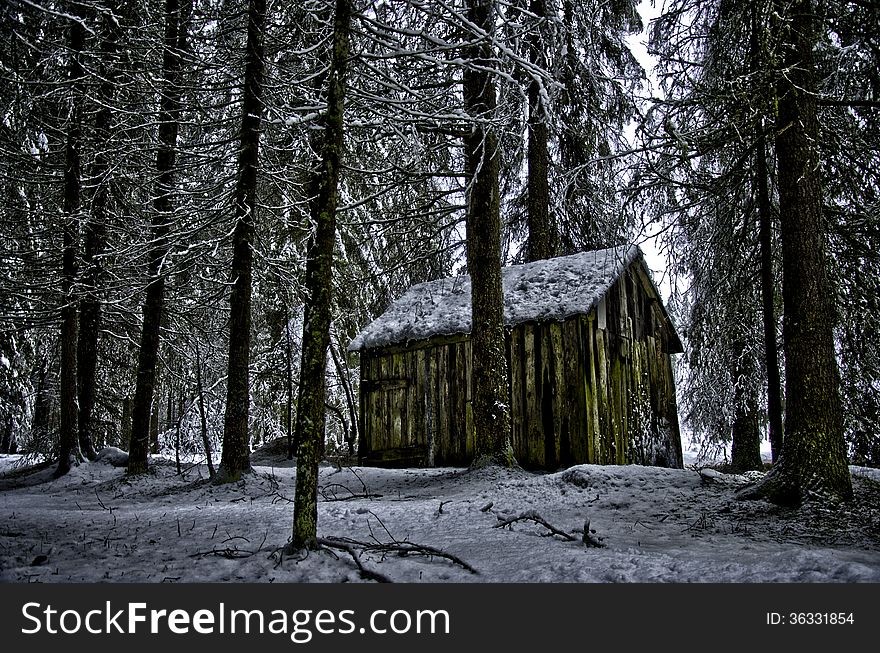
[349,244,644,352]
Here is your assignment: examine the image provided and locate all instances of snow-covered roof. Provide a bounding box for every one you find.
[349,244,652,352]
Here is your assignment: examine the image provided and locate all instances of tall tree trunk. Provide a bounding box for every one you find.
[32,359,52,448]
[150,395,160,453]
[120,396,132,449]
[463,0,514,467]
[329,337,358,456]
[751,0,784,464]
[740,0,852,504]
[195,342,215,478]
[526,0,553,262]
[290,0,351,551]
[731,398,763,472]
[56,16,85,478]
[731,341,763,472]
[756,130,784,462]
[0,414,14,455]
[128,0,191,474]
[285,314,294,459]
[78,3,124,462]
[218,0,266,483]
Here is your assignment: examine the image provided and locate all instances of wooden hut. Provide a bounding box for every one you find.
[348,244,684,470]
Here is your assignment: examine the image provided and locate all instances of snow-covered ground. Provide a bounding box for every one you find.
[1,444,877,584]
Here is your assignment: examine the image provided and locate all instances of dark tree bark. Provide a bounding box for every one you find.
[751,0,784,464]
[291,0,351,551]
[525,0,553,262]
[285,315,294,460]
[0,414,14,455]
[128,0,191,474]
[730,388,764,472]
[731,403,763,472]
[740,0,852,504]
[731,341,763,472]
[56,16,85,478]
[217,0,267,483]
[78,3,125,461]
[120,396,132,449]
[463,0,514,467]
[330,338,358,456]
[150,396,160,453]
[756,130,784,463]
[32,359,52,448]
[195,343,215,478]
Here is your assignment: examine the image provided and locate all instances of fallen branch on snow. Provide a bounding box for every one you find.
[494,510,606,547]
[321,535,480,575]
[190,531,268,559]
[494,510,577,541]
[320,482,382,502]
[315,538,393,583]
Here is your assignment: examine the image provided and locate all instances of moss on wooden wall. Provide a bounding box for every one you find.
[358,262,683,470]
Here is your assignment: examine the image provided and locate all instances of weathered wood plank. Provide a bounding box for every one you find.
[562,318,581,465]
[595,325,610,464]
[362,445,429,468]
[524,323,538,467]
[448,341,461,462]
[510,327,523,458]
[551,322,564,467]
[464,339,474,460]
[436,344,448,464]
[540,323,553,469]
[413,349,424,448]
[424,347,435,465]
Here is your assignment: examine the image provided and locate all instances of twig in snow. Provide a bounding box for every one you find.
[319,482,381,502]
[94,489,113,513]
[582,518,605,548]
[191,531,268,560]
[493,510,577,541]
[270,491,294,504]
[365,510,396,544]
[347,466,371,497]
[315,537,393,583]
[222,534,251,544]
[321,536,479,576]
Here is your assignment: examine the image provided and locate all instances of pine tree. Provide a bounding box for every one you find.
[740,0,853,504]
[291,0,352,550]
[56,13,86,478]
[128,0,192,474]
[217,0,267,483]
[77,1,127,462]
[463,0,514,467]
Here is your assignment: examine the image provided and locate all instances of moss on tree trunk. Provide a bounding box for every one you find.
[463,0,514,468]
[740,0,852,504]
[291,0,351,550]
[218,0,266,483]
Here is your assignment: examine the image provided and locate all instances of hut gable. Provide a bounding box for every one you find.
[349,244,684,471]
[349,245,671,352]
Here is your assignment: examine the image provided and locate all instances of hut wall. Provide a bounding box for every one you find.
[358,263,683,469]
[358,336,474,467]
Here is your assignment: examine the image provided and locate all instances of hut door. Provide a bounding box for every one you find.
[364,378,421,466]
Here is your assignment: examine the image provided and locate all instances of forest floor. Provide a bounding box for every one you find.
[0,440,878,583]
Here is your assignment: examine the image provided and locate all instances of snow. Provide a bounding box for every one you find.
[1,448,878,583]
[349,244,641,351]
